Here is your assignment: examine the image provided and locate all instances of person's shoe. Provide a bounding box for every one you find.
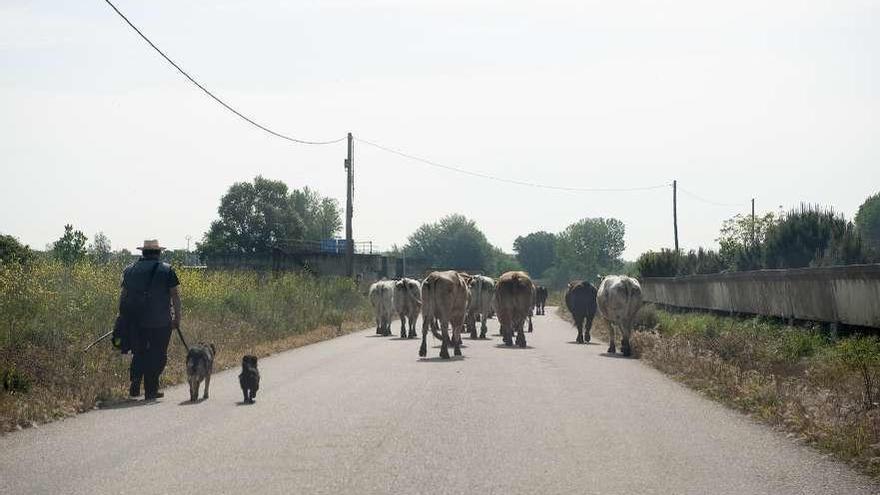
[129,383,141,397]
[144,392,164,401]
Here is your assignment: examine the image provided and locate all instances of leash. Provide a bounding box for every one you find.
[175,326,190,352]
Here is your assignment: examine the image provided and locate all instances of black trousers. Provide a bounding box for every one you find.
[130,325,172,395]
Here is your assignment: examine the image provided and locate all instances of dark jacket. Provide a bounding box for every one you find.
[121,258,179,328]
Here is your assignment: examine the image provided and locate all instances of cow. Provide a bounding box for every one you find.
[419,271,470,359]
[394,277,422,339]
[534,286,548,315]
[564,280,598,344]
[368,280,396,337]
[494,271,535,348]
[596,275,643,356]
[465,275,495,339]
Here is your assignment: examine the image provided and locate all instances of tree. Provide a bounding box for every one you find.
[763,204,863,268]
[88,232,112,264]
[198,176,342,257]
[290,187,343,240]
[52,224,87,264]
[553,218,625,284]
[0,234,32,264]
[513,231,557,278]
[855,192,880,255]
[404,214,495,272]
[717,212,776,270]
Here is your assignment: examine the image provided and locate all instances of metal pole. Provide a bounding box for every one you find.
[673,180,679,252]
[345,133,354,277]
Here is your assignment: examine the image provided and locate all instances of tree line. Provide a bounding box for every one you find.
[636,193,880,278]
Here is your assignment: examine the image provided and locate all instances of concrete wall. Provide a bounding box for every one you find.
[641,264,880,328]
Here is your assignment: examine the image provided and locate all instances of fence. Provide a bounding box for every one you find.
[641,263,880,328]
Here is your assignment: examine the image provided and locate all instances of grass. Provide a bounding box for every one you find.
[0,259,372,433]
[557,304,880,477]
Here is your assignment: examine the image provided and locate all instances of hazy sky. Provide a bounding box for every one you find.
[2,0,878,259]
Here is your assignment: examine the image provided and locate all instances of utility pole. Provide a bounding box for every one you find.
[344,132,354,278]
[751,198,756,247]
[673,180,679,252]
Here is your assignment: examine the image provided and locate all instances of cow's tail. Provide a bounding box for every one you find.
[429,279,443,340]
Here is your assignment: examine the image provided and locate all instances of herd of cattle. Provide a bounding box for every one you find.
[369,270,644,359]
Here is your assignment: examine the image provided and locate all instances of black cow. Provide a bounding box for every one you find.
[564,281,598,344]
[534,286,548,315]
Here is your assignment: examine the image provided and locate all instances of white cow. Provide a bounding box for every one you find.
[368,280,396,336]
[466,275,495,339]
[596,275,643,356]
[394,278,422,339]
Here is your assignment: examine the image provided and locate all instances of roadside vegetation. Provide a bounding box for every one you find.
[0,256,371,433]
[560,304,880,477]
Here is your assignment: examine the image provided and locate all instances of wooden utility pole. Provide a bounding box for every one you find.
[751,198,756,247]
[673,180,679,252]
[345,132,354,277]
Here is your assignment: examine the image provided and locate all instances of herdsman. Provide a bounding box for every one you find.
[119,239,181,400]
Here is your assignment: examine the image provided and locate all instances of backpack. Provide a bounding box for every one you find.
[113,261,160,353]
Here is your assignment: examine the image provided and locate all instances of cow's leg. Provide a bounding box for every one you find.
[419,317,429,357]
[607,323,617,354]
[203,374,211,400]
[408,315,418,339]
[400,314,407,338]
[501,319,513,346]
[439,320,450,359]
[453,317,463,356]
[575,315,584,343]
[467,313,478,340]
[479,313,488,339]
[621,323,633,357]
[375,316,382,334]
[515,317,527,348]
[584,313,595,343]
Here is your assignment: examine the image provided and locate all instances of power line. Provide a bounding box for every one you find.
[678,186,747,208]
[355,137,671,193]
[101,0,345,146]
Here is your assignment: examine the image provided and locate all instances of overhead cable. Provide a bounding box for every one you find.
[355,137,671,193]
[101,0,345,145]
[678,187,746,208]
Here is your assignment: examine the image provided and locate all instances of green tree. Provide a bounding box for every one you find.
[198,177,342,257]
[513,231,557,278]
[763,205,863,268]
[488,246,523,276]
[88,232,112,264]
[855,192,880,256]
[404,214,494,272]
[553,218,625,284]
[717,212,776,270]
[290,187,343,240]
[0,234,32,265]
[52,224,87,265]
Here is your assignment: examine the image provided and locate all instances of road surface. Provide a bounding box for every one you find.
[1,308,876,494]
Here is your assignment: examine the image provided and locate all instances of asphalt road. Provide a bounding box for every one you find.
[2,308,877,494]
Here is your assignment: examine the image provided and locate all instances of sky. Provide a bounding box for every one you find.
[1,0,878,259]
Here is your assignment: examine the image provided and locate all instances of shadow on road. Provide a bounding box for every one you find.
[494,344,535,350]
[235,401,256,406]
[98,399,160,410]
[418,356,467,363]
[599,352,633,359]
[566,341,601,345]
[178,398,207,406]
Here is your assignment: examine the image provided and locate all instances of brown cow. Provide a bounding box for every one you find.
[494,271,535,348]
[419,270,470,359]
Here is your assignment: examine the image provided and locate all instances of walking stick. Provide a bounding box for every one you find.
[83,330,113,352]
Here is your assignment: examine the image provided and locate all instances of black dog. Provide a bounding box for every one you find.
[238,355,260,404]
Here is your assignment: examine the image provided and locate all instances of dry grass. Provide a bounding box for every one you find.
[556,304,880,477]
[0,259,371,433]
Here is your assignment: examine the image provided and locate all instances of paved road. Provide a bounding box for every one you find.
[2,308,876,494]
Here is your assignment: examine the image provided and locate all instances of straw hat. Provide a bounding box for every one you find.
[136,239,166,251]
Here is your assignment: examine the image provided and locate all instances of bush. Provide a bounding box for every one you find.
[763,204,865,268]
[635,248,726,278]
